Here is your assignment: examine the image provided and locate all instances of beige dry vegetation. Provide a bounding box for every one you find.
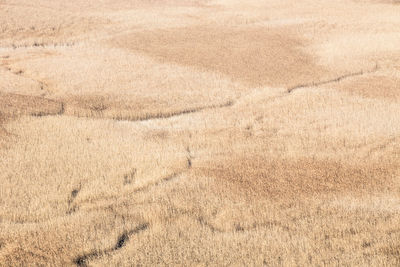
[1,0,400,266]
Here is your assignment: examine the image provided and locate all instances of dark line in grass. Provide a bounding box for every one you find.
[287,63,379,93]
[73,223,149,266]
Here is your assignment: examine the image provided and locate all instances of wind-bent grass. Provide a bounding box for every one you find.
[1,0,400,266]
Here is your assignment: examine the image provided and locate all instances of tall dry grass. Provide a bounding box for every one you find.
[1,0,400,266]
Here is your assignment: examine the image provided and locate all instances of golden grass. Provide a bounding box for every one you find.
[0,92,63,116]
[332,73,400,101]
[1,46,241,120]
[112,26,328,88]
[1,0,400,266]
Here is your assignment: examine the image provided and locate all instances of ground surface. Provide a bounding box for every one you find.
[1,0,400,266]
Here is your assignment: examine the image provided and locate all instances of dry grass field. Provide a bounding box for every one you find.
[1,0,400,266]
